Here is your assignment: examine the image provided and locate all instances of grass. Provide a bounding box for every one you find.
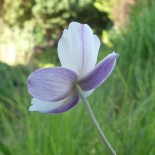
[0,0,155,154]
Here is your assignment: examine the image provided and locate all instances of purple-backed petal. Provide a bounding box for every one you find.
[28,67,77,102]
[79,52,118,91]
[29,91,79,114]
[58,22,100,79]
[49,91,79,114]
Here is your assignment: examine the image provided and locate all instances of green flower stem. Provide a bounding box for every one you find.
[75,84,117,155]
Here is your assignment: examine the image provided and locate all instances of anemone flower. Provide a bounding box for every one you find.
[28,22,118,114]
[28,22,118,155]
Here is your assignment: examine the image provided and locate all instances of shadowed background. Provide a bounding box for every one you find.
[0,0,155,154]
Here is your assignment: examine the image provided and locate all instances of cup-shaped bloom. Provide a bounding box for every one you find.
[28,22,118,114]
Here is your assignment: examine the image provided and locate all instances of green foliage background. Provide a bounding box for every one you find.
[0,0,155,155]
[2,0,112,45]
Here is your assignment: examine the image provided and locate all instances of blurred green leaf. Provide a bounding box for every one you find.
[0,141,11,155]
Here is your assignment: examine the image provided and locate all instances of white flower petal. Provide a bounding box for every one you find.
[94,35,100,54]
[29,98,64,113]
[29,92,79,114]
[58,22,100,79]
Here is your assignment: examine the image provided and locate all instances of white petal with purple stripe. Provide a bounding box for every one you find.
[29,91,79,114]
[58,22,100,79]
[28,67,77,102]
[79,52,118,91]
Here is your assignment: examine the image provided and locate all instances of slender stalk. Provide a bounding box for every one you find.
[75,84,117,155]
